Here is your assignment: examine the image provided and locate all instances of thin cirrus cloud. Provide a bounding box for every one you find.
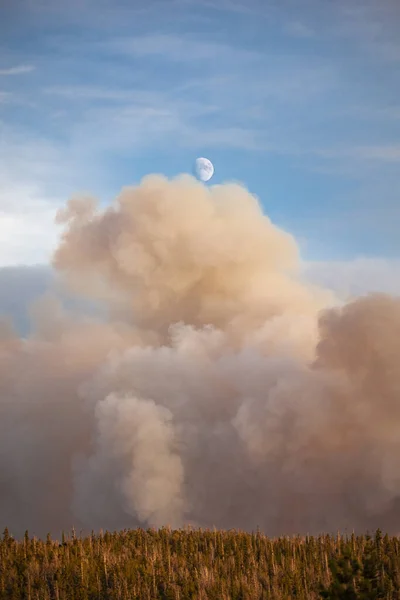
[0,64,36,75]
[283,21,316,39]
[103,33,261,64]
[314,145,400,164]
[0,92,12,103]
[0,0,400,269]
[43,85,141,102]
[348,145,400,162]
[41,80,262,152]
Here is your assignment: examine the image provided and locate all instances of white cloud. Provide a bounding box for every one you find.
[0,128,84,267]
[0,65,36,76]
[0,180,60,267]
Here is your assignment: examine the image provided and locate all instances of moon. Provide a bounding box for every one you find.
[194,157,214,182]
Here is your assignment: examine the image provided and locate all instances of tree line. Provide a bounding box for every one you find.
[0,526,399,599]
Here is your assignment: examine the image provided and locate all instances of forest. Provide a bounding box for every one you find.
[0,526,398,599]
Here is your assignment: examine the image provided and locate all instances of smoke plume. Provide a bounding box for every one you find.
[1,174,400,538]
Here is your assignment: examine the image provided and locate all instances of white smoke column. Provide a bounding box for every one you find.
[73,393,185,530]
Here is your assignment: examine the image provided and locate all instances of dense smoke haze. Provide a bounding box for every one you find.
[1,174,400,539]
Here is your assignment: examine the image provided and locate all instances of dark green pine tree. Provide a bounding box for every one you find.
[319,548,360,599]
[357,530,386,599]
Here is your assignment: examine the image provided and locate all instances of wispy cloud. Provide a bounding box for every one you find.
[171,63,336,117]
[334,105,400,121]
[39,79,262,152]
[283,21,315,39]
[372,41,400,63]
[180,125,263,150]
[350,145,400,162]
[43,85,139,102]
[65,98,261,154]
[2,0,400,266]
[317,144,400,163]
[176,0,274,17]
[105,33,260,63]
[331,2,400,63]
[0,64,36,76]
[0,92,12,103]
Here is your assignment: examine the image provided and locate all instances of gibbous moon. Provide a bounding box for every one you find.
[194,157,214,182]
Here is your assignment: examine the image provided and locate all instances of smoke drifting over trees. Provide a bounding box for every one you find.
[1,174,400,538]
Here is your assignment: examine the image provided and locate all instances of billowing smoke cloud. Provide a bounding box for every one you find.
[1,174,400,538]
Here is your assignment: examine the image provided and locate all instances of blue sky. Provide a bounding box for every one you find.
[1,0,400,270]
